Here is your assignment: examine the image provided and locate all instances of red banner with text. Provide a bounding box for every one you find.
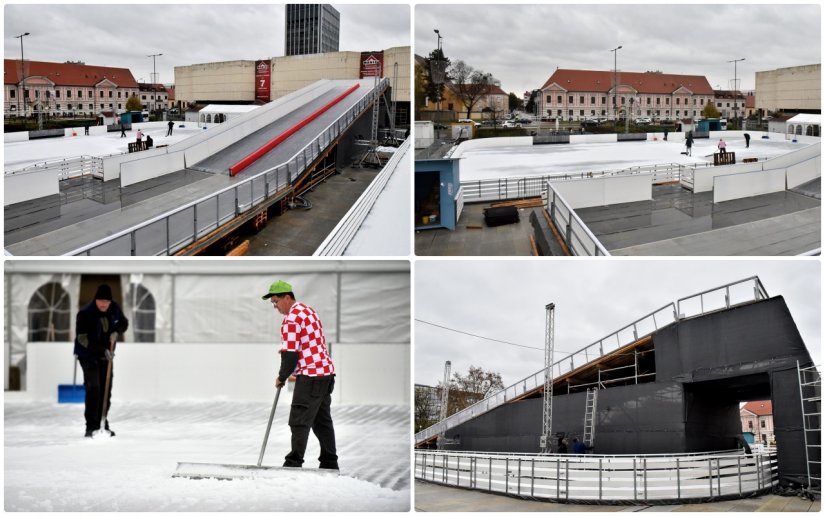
[255,60,271,103]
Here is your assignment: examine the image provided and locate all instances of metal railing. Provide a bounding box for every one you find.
[415,449,778,502]
[5,155,104,180]
[546,182,611,257]
[676,276,768,320]
[313,137,409,256]
[415,301,675,443]
[65,79,389,256]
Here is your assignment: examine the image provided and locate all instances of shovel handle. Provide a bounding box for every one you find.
[257,386,282,467]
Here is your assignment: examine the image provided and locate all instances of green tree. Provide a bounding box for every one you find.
[702,100,721,119]
[422,48,450,112]
[509,92,524,112]
[414,385,439,432]
[125,95,142,112]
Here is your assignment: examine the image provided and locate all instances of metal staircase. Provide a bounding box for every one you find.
[583,387,598,448]
[797,361,821,498]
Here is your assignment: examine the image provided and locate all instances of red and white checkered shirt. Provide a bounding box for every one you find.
[280,302,335,377]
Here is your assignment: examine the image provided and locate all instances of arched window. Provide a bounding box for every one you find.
[28,282,72,341]
[796,125,803,135]
[128,284,156,343]
[806,125,813,136]
[206,114,212,123]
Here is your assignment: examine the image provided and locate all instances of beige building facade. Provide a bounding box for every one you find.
[755,63,821,114]
[174,46,410,111]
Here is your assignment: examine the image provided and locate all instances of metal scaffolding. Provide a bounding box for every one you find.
[540,303,555,453]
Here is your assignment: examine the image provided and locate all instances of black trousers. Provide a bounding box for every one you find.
[284,375,337,468]
[79,358,113,432]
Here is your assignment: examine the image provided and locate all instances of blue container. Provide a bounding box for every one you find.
[58,384,85,403]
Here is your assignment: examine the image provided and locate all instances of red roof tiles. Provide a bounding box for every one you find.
[4,59,138,88]
[742,400,772,416]
[541,69,713,96]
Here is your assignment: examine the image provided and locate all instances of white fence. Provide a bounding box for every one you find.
[415,450,778,503]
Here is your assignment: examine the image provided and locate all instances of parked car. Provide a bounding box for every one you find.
[635,116,652,125]
[502,120,522,128]
[457,118,481,128]
[517,117,533,125]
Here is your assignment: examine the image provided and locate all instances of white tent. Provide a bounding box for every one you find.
[198,103,260,124]
[786,113,821,137]
[4,260,410,404]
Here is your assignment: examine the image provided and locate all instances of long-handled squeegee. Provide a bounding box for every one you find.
[173,386,339,480]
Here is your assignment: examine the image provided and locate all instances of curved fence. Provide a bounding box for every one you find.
[66,79,389,255]
[546,182,611,256]
[5,155,103,180]
[415,449,778,503]
[313,138,410,256]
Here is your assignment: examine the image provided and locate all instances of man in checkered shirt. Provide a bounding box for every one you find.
[263,280,338,470]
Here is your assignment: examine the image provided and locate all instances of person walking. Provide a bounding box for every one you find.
[120,123,127,138]
[136,129,144,143]
[718,138,727,154]
[167,120,174,136]
[744,133,751,148]
[84,121,90,136]
[685,131,694,157]
[262,281,339,470]
[74,284,129,438]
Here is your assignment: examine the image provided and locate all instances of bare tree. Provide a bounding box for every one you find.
[444,365,506,416]
[449,60,500,120]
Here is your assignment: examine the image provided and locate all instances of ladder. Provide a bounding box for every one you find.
[797,361,821,498]
[582,387,598,448]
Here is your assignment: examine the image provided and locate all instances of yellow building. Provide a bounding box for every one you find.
[755,63,821,115]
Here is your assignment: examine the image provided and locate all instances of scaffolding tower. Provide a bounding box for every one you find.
[540,303,555,453]
[797,361,821,499]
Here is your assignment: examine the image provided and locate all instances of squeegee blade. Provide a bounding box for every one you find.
[173,462,340,480]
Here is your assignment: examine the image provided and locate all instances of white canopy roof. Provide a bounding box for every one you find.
[200,104,260,114]
[787,113,821,125]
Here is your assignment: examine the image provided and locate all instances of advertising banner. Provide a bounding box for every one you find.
[360,52,384,78]
[255,60,271,103]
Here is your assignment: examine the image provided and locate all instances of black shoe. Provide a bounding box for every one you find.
[282,461,302,468]
[84,430,94,438]
[107,429,116,437]
[319,463,339,470]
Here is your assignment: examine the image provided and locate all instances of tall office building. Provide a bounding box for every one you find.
[285,4,340,56]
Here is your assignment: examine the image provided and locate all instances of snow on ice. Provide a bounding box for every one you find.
[4,400,410,511]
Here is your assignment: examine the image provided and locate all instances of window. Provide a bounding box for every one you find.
[591,96,595,104]
[579,110,584,116]
[579,96,584,104]
[109,91,113,98]
[665,98,669,105]
[78,90,83,98]
[656,98,660,105]
[546,95,551,103]
[68,104,73,110]
[28,282,72,342]
[557,109,562,116]
[24,89,29,99]
[568,95,573,104]
[676,98,680,105]
[9,90,15,98]
[748,421,753,430]
[761,420,766,428]
[128,284,156,343]
[118,104,122,109]
[602,96,606,104]
[142,95,147,100]
[568,109,572,116]
[56,104,60,110]
[557,95,562,104]
[55,90,60,98]
[118,91,122,98]
[67,90,71,98]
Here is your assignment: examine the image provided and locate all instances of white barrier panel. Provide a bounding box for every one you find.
[713,169,786,203]
[786,154,821,189]
[4,131,29,143]
[451,136,533,159]
[761,142,820,171]
[569,134,617,144]
[693,163,764,193]
[415,121,434,149]
[550,173,652,209]
[4,168,60,206]
[26,342,409,405]
[120,150,187,187]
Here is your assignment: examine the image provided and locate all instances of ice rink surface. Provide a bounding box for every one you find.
[458,135,808,180]
[4,400,410,511]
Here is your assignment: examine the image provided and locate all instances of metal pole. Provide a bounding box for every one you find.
[611,45,622,126]
[541,303,556,453]
[16,32,30,119]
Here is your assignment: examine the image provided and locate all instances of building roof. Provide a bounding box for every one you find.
[139,83,168,93]
[541,69,713,96]
[788,113,821,125]
[4,59,138,88]
[746,95,755,109]
[742,400,773,416]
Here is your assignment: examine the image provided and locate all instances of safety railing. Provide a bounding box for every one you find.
[546,182,611,257]
[65,79,389,256]
[415,450,778,502]
[676,276,769,320]
[5,155,104,180]
[460,163,689,204]
[415,301,675,443]
[313,137,409,256]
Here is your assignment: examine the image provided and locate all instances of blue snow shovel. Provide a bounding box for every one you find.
[58,357,85,403]
[172,385,338,480]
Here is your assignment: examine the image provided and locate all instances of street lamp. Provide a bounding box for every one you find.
[15,32,30,119]
[434,29,442,52]
[610,45,622,127]
[728,57,745,129]
[148,53,163,112]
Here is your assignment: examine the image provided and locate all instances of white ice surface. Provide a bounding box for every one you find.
[4,401,410,511]
[458,136,808,181]
[4,122,208,171]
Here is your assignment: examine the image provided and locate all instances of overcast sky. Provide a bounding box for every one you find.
[4,3,410,86]
[415,4,821,96]
[415,260,821,387]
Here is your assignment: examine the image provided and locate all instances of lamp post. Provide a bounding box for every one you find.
[728,57,745,129]
[434,29,442,52]
[16,32,30,119]
[610,45,622,127]
[148,53,163,112]
[431,29,445,113]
